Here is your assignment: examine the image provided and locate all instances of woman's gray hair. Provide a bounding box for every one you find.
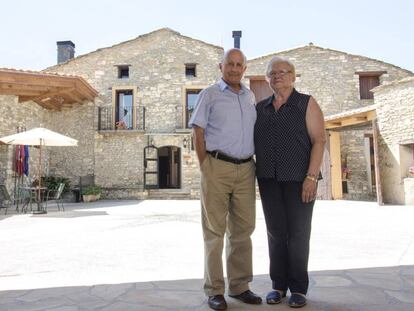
[266,56,296,78]
[222,48,247,66]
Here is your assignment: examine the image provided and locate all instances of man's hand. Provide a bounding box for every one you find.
[192,125,207,168]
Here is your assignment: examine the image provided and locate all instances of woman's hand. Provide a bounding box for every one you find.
[302,178,317,203]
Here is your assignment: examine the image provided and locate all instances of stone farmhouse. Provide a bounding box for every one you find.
[0,28,413,204]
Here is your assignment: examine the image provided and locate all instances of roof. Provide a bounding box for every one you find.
[325,104,377,129]
[248,44,414,75]
[372,76,414,93]
[45,28,224,70]
[0,68,98,110]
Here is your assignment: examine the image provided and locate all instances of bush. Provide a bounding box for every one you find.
[82,185,102,195]
[42,176,71,193]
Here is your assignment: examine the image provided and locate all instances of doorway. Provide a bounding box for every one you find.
[158,146,181,189]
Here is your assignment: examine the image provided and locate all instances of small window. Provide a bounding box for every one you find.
[185,64,196,77]
[356,71,385,100]
[118,66,130,79]
[359,76,379,99]
[186,89,202,128]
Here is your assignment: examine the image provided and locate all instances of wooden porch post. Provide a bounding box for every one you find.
[329,131,343,199]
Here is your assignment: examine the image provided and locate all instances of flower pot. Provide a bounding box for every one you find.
[82,193,101,202]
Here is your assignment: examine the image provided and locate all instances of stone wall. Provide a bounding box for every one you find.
[0,94,96,197]
[340,126,376,201]
[47,102,96,186]
[246,45,412,115]
[44,29,222,196]
[0,95,49,197]
[374,78,414,204]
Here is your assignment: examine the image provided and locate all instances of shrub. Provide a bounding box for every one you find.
[42,176,71,193]
[82,185,102,195]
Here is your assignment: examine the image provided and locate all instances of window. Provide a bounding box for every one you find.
[356,71,385,99]
[118,66,130,79]
[185,64,197,77]
[185,89,202,128]
[115,90,133,129]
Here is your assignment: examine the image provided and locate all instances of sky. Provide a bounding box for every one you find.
[1,0,413,72]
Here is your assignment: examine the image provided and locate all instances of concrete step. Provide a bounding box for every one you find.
[147,189,191,200]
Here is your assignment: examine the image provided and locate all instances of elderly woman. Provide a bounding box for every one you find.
[254,57,326,308]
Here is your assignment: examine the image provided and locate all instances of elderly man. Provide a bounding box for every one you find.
[189,48,261,310]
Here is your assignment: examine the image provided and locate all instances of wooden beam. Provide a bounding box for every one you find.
[0,83,60,94]
[31,87,75,103]
[329,131,343,199]
[33,99,58,110]
[74,79,97,100]
[354,116,367,121]
[64,90,84,103]
[0,88,41,96]
[0,71,76,88]
[326,121,342,129]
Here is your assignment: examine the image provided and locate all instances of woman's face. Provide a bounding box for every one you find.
[268,61,295,91]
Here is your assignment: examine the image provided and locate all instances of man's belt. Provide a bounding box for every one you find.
[207,151,252,164]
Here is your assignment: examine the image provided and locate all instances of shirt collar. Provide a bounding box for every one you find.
[219,78,247,94]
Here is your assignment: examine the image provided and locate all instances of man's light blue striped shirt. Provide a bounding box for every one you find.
[189,79,256,159]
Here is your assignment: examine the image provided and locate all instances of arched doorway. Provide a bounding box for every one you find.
[158,146,181,189]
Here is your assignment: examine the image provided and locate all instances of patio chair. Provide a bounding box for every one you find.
[17,186,36,213]
[0,184,13,215]
[45,183,65,211]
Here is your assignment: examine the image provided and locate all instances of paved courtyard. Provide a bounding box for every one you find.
[0,199,413,310]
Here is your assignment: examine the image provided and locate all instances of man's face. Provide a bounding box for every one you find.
[220,50,246,86]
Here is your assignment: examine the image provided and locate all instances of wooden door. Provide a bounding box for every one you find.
[249,79,273,102]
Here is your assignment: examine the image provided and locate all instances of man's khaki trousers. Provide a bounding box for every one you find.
[200,154,256,296]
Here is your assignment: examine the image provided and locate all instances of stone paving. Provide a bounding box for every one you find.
[0,199,413,310]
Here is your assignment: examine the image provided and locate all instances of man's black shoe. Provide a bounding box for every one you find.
[229,290,262,304]
[208,295,227,310]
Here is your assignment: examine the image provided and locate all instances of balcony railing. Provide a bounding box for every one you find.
[98,106,146,131]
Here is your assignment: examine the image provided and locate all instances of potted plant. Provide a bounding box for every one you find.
[82,185,102,202]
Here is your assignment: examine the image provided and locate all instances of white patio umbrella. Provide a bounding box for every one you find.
[0,127,78,189]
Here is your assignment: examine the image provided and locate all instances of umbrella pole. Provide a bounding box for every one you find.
[32,139,46,214]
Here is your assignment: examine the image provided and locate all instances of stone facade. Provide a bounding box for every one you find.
[2,30,414,203]
[373,77,414,204]
[43,28,222,198]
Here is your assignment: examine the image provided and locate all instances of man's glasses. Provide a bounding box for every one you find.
[268,69,292,78]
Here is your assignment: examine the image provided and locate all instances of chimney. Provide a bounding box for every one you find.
[57,41,75,64]
[232,31,242,49]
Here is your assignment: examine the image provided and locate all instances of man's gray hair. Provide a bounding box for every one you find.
[221,48,247,66]
[266,56,296,78]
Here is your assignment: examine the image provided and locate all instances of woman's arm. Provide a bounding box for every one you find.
[302,96,327,203]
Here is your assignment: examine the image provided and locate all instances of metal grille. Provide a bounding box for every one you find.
[98,106,146,131]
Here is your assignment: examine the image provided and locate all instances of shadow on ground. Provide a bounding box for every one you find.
[1,266,413,311]
[0,200,145,220]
